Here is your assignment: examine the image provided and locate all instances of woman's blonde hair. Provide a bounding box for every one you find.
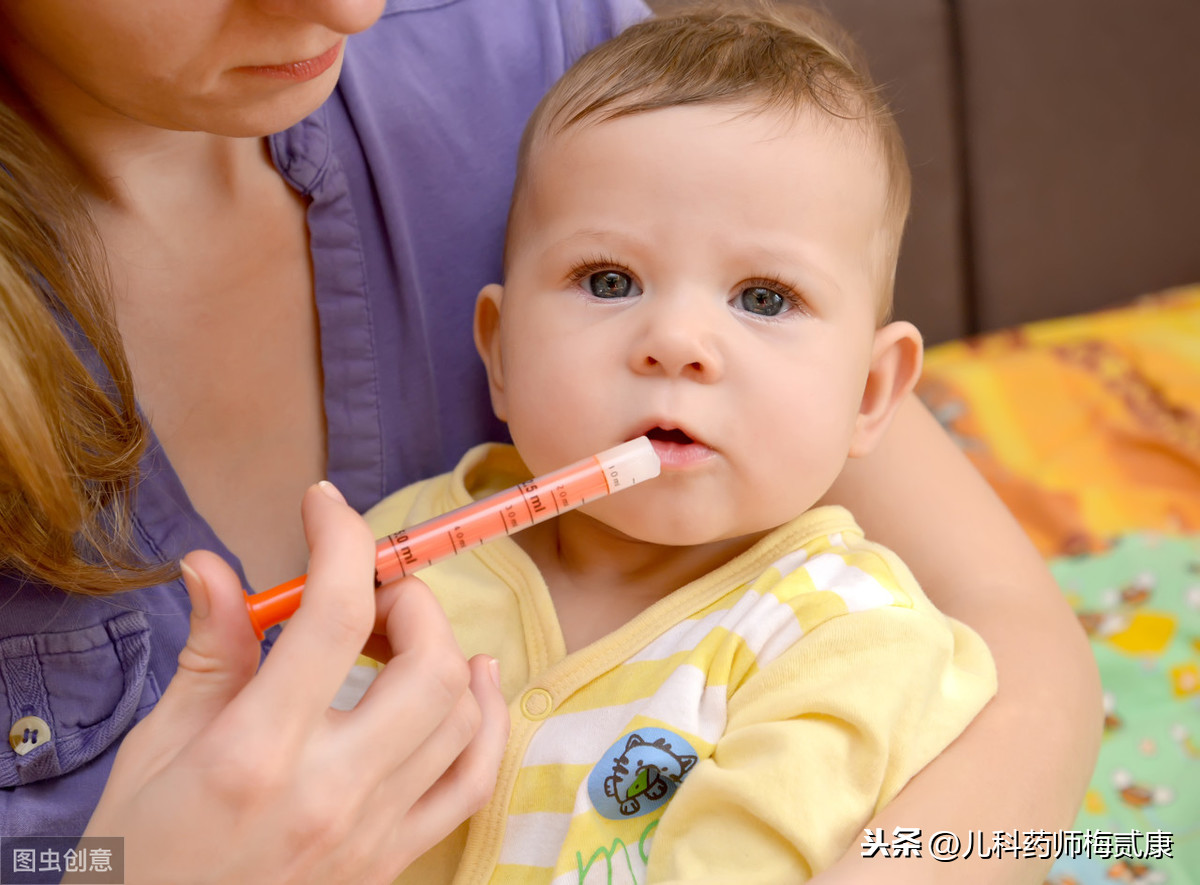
[0,101,171,593]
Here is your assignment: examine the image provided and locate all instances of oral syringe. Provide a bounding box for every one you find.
[244,437,661,639]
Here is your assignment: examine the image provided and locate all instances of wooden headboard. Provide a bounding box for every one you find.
[646,0,1200,343]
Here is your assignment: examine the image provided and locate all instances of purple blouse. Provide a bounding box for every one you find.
[0,0,648,837]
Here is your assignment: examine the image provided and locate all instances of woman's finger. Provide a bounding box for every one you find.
[247,482,379,729]
[332,653,508,882]
[336,576,478,779]
[121,549,263,770]
[384,654,509,854]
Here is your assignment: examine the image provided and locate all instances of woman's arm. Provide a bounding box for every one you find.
[816,395,1103,884]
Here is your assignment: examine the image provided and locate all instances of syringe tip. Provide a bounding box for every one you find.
[597,436,662,487]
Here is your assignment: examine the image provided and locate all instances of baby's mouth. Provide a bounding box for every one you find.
[645,427,695,446]
[641,426,714,468]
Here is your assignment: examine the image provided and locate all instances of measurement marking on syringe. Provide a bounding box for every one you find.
[519,483,539,520]
[386,534,415,575]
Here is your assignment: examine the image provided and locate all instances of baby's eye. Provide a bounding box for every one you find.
[588,270,639,299]
[737,286,789,317]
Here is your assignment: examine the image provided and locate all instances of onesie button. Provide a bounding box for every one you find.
[9,716,52,757]
[520,688,553,720]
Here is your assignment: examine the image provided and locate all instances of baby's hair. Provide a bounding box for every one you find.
[510,1,911,308]
[0,101,173,593]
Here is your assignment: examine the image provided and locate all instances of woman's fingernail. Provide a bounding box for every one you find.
[317,480,346,504]
[180,560,210,619]
[488,657,502,688]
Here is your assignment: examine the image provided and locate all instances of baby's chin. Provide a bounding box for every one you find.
[583,504,778,553]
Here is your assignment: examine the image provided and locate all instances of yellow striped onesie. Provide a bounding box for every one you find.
[359,444,997,885]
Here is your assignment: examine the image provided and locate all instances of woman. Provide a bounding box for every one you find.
[0,0,1098,881]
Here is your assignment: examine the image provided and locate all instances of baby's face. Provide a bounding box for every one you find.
[477,104,895,546]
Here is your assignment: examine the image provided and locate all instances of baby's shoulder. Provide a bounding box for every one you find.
[747,506,923,630]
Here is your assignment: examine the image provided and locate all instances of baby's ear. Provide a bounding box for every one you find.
[848,320,923,458]
[473,284,508,422]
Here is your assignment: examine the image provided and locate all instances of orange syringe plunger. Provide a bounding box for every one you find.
[244,437,661,639]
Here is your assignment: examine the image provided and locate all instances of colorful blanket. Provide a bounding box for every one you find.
[917,286,1200,884]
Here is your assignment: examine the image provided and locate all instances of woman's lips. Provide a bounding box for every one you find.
[238,40,343,82]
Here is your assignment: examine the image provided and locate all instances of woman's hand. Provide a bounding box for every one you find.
[85,481,508,884]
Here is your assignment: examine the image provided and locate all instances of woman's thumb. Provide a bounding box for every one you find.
[149,551,263,731]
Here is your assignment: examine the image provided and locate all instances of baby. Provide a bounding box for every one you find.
[365,5,997,883]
